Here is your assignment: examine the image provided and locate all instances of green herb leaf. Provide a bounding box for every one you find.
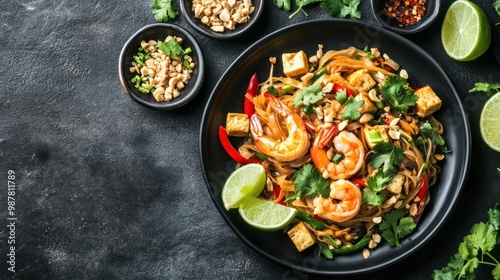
[488,206,500,232]
[379,209,416,247]
[158,38,185,58]
[293,84,324,107]
[290,0,322,18]
[381,75,418,112]
[432,254,465,280]
[273,0,292,11]
[432,205,500,280]
[320,0,362,19]
[469,82,500,98]
[362,188,386,206]
[367,169,393,192]
[341,96,363,120]
[420,122,451,153]
[494,0,500,16]
[335,88,348,104]
[318,241,334,259]
[369,142,405,177]
[152,0,179,22]
[290,163,330,199]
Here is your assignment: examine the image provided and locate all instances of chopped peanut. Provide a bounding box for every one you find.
[129,36,195,102]
[191,0,255,33]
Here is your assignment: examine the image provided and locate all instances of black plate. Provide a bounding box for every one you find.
[199,19,471,276]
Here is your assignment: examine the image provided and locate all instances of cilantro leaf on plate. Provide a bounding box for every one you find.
[293,84,324,107]
[420,122,451,153]
[381,75,418,112]
[367,169,393,192]
[369,142,405,177]
[379,209,416,247]
[362,188,386,206]
[289,163,330,200]
[341,96,363,120]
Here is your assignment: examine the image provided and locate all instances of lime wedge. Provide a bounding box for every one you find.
[480,92,500,152]
[222,163,266,210]
[238,196,297,231]
[441,0,491,61]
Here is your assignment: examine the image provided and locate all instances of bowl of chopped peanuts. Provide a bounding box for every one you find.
[119,23,205,110]
[180,0,264,40]
[371,0,441,35]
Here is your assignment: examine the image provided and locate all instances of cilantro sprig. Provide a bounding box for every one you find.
[275,0,362,19]
[341,97,364,120]
[381,75,418,113]
[432,205,500,280]
[469,82,500,98]
[369,142,405,177]
[321,0,361,20]
[362,170,392,206]
[287,163,330,201]
[420,122,451,153]
[379,209,416,248]
[152,0,179,22]
[363,142,405,206]
[293,84,324,108]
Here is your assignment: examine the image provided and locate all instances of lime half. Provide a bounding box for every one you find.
[238,196,297,231]
[222,163,266,210]
[441,0,491,61]
[480,92,500,152]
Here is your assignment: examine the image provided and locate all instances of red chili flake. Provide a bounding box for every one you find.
[384,0,427,27]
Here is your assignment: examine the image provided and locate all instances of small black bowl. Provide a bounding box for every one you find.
[118,23,205,110]
[180,0,263,40]
[371,0,441,34]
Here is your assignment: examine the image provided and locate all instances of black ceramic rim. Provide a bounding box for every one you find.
[199,19,471,276]
[118,23,205,110]
[180,0,264,40]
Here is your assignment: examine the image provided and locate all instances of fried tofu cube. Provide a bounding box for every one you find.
[226,113,249,137]
[386,173,405,195]
[347,69,377,93]
[354,92,378,115]
[363,126,389,149]
[415,85,442,117]
[287,221,316,252]
[282,51,309,78]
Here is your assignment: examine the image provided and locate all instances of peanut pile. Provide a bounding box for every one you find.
[192,0,255,33]
[129,36,195,102]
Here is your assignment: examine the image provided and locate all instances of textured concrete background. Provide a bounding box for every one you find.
[0,0,499,279]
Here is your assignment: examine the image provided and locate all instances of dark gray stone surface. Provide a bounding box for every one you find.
[0,1,499,279]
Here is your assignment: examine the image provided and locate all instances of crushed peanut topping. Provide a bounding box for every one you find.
[129,36,195,102]
[192,0,255,33]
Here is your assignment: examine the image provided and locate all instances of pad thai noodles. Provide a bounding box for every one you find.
[220,45,450,258]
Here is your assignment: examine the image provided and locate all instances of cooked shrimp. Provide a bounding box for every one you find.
[250,94,309,162]
[312,179,362,223]
[310,130,365,180]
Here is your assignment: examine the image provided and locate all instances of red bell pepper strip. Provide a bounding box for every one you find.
[412,175,428,224]
[243,73,259,118]
[333,83,353,97]
[218,126,261,165]
[350,178,367,188]
[273,184,285,205]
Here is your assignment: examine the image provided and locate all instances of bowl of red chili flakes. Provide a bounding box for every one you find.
[371,0,441,34]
